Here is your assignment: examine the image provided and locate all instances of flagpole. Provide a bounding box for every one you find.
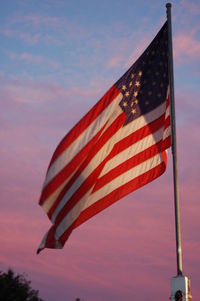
[166,2,183,277]
[166,3,192,300]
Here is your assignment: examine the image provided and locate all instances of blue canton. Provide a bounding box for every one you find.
[116,22,168,126]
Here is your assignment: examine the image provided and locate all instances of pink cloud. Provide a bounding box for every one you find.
[1,28,14,38]
[19,32,41,45]
[180,0,200,15]
[125,36,152,67]
[1,13,64,46]
[9,14,65,29]
[106,55,124,69]
[2,27,62,46]
[174,30,200,61]
[106,35,151,69]
[1,13,88,46]
[1,28,41,46]
[8,51,60,69]
[0,74,100,106]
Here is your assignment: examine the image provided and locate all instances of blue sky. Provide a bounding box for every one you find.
[0,1,200,301]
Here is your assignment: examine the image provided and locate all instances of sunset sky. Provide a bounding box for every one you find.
[0,0,200,300]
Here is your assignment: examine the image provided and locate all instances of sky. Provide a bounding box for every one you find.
[0,0,200,300]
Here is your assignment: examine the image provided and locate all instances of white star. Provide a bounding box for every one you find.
[135,81,140,87]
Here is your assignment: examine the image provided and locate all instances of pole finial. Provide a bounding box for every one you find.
[166,3,172,8]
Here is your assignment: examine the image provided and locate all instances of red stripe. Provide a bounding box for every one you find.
[58,154,167,247]
[45,226,56,249]
[48,85,120,168]
[164,115,170,130]
[161,135,171,151]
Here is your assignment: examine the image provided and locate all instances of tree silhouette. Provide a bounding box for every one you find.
[0,269,44,301]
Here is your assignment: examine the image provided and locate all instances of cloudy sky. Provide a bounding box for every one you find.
[0,0,200,300]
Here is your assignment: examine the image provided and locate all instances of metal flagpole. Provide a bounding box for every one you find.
[166,2,183,277]
[166,3,192,300]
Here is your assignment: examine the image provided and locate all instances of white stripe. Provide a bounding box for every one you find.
[51,101,168,223]
[55,153,164,239]
[38,231,48,250]
[44,93,123,187]
[98,105,123,136]
[163,125,171,140]
[165,106,170,119]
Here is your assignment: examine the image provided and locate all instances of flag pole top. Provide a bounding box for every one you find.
[166,3,172,19]
[166,3,172,8]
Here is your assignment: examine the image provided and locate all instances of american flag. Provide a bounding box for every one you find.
[38,21,171,253]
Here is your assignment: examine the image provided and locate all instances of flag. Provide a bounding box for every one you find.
[37,21,171,253]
